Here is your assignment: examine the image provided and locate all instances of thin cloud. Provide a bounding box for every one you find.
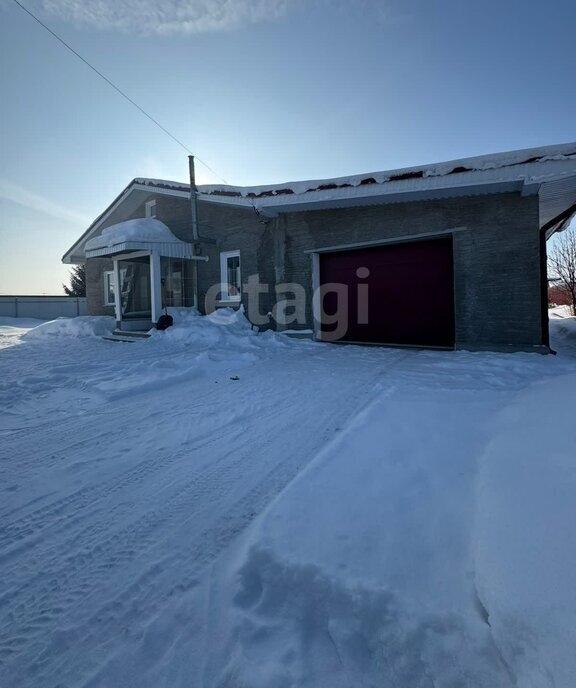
[318,0,408,25]
[0,178,90,225]
[35,0,290,35]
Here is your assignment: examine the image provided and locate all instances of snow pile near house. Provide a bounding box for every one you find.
[6,309,293,405]
[549,304,573,319]
[0,318,46,351]
[150,306,283,351]
[85,309,288,401]
[555,316,576,338]
[550,315,576,353]
[23,316,115,340]
[85,218,180,251]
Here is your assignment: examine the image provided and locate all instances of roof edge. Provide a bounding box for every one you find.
[63,142,576,263]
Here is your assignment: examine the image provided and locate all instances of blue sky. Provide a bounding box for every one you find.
[0,0,575,294]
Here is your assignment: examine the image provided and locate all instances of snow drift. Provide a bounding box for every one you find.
[152,307,254,344]
[474,371,576,687]
[23,316,115,339]
[550,315,576,347]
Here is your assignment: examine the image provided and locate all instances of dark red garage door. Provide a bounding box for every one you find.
[319,237,455,347]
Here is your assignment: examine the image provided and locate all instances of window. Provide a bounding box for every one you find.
[145,200,157,218]
[161,257,194,308]
[220,250,241,302]
[104,271,115,306]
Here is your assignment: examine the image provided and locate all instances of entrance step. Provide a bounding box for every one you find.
[120,318,153,331]
[113,329,151,338]
[103,330,152,343]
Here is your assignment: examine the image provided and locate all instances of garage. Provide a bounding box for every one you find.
[318,236,455,347]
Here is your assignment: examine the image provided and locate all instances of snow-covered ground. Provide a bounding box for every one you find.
[1,311,575,687]
[549,304,574,319]
[0,317,46,351]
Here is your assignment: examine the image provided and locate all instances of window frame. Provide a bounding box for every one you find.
[145,199,157,218]
[103,270,115,306]
[219,250,242,302]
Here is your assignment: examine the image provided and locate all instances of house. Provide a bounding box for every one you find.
[63,143,576,352]
[548,279,573,308]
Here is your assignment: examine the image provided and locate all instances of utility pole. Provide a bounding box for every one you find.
[188,155,200,241]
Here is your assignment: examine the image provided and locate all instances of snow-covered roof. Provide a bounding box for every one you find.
[63,142,576,263]
[128,142,576,206]
[85,218,196,260]
[128,143,576,227]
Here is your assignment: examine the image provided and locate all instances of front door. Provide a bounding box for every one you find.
[118,255,152,319]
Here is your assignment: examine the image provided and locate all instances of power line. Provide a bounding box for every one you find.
[11,0,230,185]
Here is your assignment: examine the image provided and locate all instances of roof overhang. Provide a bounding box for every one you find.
[538,174,576,236]
[63,143,576,264]
[85,241,199,260]
[254,180,528,217]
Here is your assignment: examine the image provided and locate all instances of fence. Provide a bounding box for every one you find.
[0,296,87,320]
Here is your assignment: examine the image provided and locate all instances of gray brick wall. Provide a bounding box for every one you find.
[85,188,545,350]
[194,202,273,315]
[86,256,115,316]
[270,192,543,349]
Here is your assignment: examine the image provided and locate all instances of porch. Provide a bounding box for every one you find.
[85,219,208,332]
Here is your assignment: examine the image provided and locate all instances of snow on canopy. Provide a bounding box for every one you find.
[85,218,182,251]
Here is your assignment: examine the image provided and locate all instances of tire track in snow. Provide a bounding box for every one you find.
[0,419,235,554]
[10,374,377,686]
[0,372,303,659]
[0,346,410,686]
[0,365,254,518]
[0,433,259,666]
[0,382,272,603]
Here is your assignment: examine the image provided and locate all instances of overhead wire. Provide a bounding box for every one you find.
[10,0,230,185]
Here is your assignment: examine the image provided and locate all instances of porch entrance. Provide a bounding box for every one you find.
[116,255,197,331]
[84,218,207,332]
[118,255,151,323]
